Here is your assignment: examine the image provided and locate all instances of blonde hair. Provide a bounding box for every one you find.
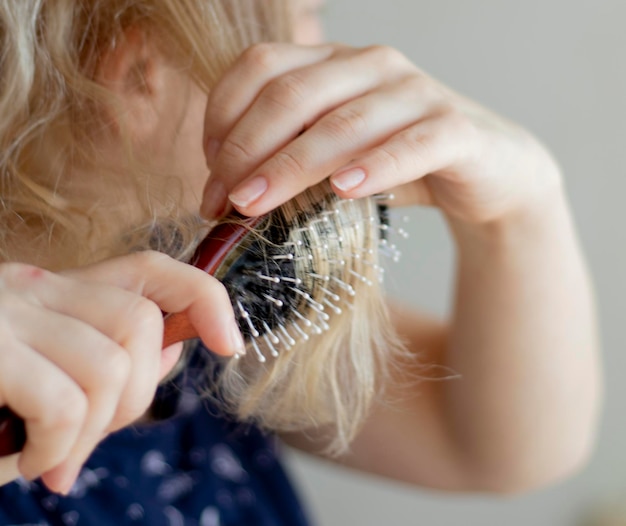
[0,0,404,455]
[0,0,291,266]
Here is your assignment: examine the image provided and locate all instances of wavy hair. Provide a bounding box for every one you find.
[0,0,291,266]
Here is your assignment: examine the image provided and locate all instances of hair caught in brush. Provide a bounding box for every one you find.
[200,182,406,456]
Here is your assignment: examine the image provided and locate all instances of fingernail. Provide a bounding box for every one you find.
[205,138,221,167]
[229,176,268,209]
[58,465,82,496]
[331,168,367,192]
[229,321,246,355]
[59,483,74,496]
[201,178,228,219]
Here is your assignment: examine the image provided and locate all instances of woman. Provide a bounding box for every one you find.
[0,0,600,524]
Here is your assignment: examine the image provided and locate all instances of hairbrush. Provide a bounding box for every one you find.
[0,182,403,457]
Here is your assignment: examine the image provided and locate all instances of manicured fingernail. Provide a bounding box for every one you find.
[201,178,228,218]
[229,321,245,355]
[229,176,268,209]
[331,168,367,192]
[205,139,221,167]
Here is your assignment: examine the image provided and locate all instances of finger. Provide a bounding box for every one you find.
[64,251,244,357]
[0,261,193,492]
[1,265,174,493]
[65,253,244,437]
[202,44,336,218]
[17,307,140,493]
[0,340,87,485]
[222,78,433,216]
[202,45,415,218]
[328,111,477,201]
[203,43,336,154]
[6,263,163,429]
[0,292,139,493]
[39,342,183,495]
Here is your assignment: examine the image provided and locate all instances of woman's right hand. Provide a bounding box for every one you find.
[0,251,243,494]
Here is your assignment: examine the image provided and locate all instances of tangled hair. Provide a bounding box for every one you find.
[0,0,291,266]
[0,0,404,454]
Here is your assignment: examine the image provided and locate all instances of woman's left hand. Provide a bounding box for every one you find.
[200,42,561,224]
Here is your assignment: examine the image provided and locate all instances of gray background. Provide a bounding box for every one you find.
[286,0,626,525]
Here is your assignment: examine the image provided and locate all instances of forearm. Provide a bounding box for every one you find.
[443,186,601,490]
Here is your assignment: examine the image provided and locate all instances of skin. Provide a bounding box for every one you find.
[0,0,601,497]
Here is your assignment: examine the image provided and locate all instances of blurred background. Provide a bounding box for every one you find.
[285,0,626,524]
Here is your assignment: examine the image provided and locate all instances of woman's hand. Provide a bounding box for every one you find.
[0,251,242,494]
[200,43,600,493]
[200,42,562,224]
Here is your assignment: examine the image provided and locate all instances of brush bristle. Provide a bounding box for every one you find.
[207,183,401,363]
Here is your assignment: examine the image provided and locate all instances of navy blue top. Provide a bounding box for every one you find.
[0,344,312,526]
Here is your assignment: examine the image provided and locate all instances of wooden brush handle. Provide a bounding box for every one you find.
[0,217,262,458]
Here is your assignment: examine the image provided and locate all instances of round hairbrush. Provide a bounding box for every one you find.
[0,182,401,457]
[166,183,399,361]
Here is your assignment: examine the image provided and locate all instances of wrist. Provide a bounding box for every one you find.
[446,181,571,255]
